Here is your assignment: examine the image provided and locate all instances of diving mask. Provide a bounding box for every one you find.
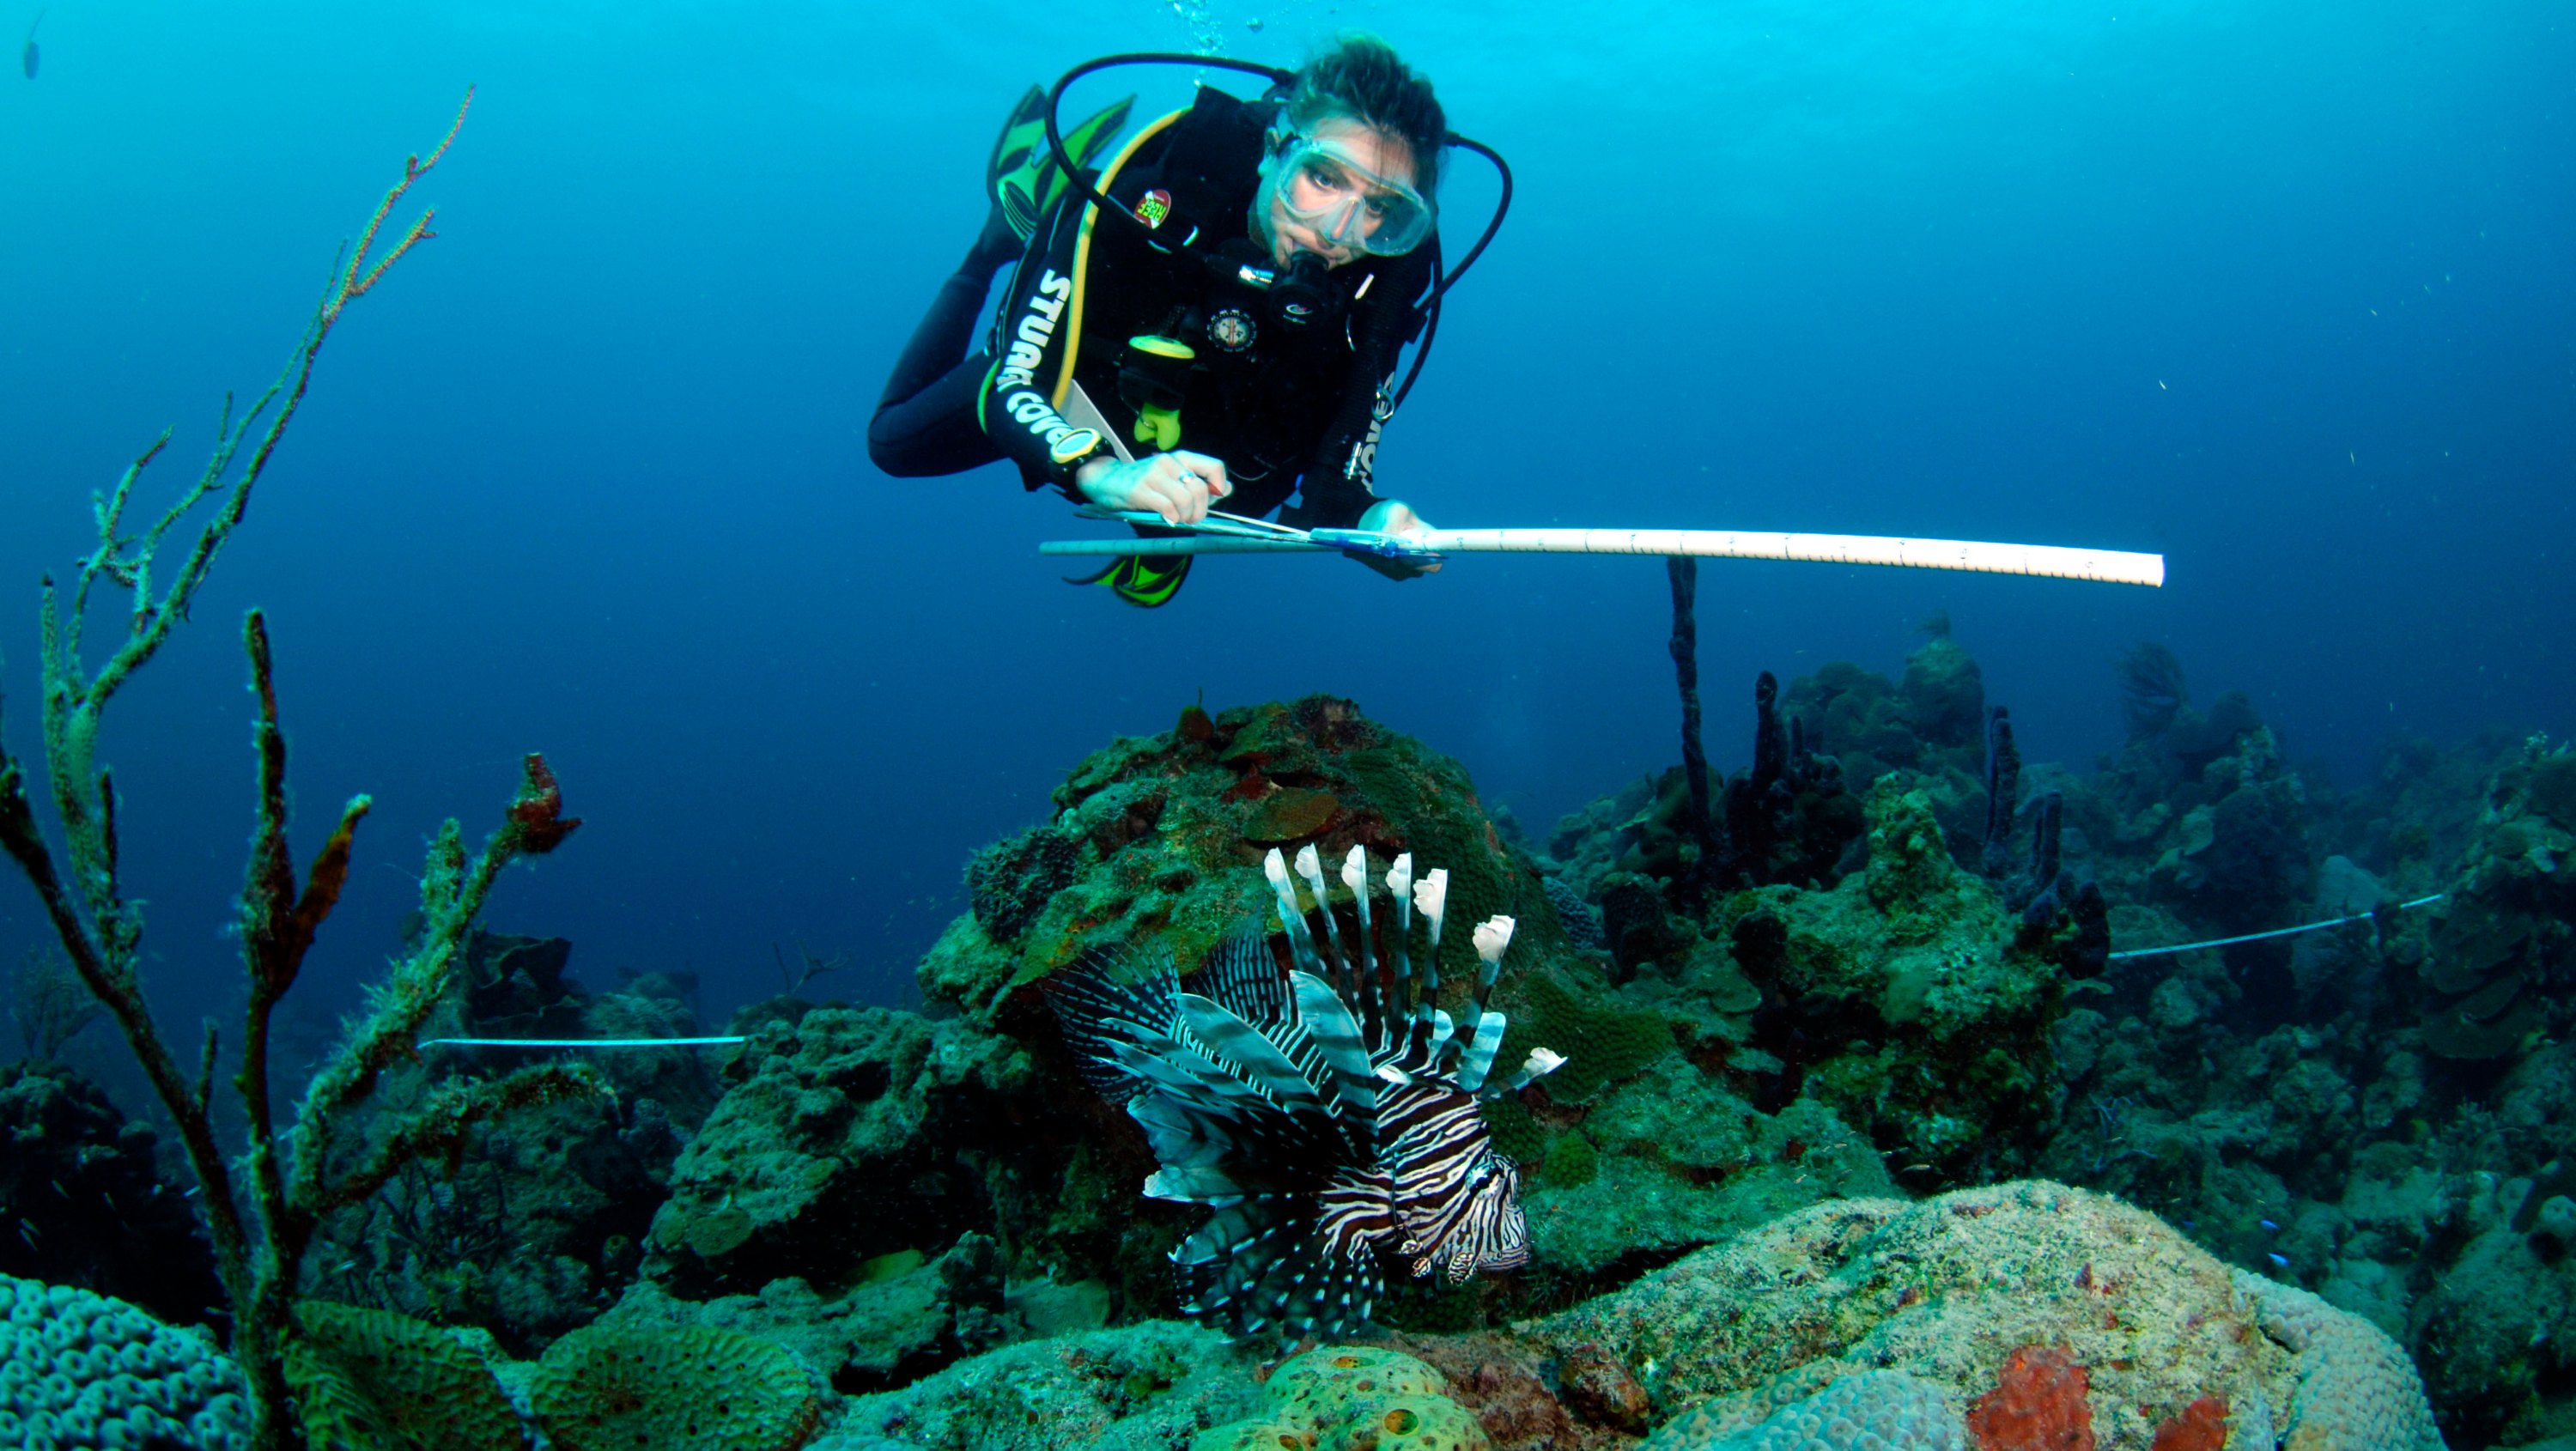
[1261,126,1436,258]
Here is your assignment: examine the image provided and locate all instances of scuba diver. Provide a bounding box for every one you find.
[867,36,1501,606]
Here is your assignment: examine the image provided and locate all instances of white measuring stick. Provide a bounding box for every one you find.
[1040,525,2166,586]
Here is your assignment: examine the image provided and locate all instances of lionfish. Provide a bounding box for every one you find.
[1049,844,1567,1342]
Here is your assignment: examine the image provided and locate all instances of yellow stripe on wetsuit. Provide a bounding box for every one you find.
[1052,107,1189,410]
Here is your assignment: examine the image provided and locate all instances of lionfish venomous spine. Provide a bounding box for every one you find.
[1049,844,1567,1343]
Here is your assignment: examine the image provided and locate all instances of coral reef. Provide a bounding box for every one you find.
[1194,1346,1485,1451]
[0,1059,222,1327]
[310,932,716,1347]
[0,90,623,1451]
[1719,782,2075,1177]
[643,1006,1037,1303]
[2233,1272,2442,1451]
[1516,1057,1894,1282]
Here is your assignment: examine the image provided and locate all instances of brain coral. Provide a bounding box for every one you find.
[532,1322,822,1451]
[285,1300,522,1451]
[2228,1270,2444,1451]
[1524,1181,2445,1451]
[0,1273,251,1451]
[1641,1369,1965,1451]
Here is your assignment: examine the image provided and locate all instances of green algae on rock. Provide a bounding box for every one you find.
[645,1007,1036,1297]
[1723,781,2070,1179]
[817,1320,1263,1451]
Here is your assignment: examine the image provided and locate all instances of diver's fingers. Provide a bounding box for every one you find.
[1130,475,1190,526]
[1168,451,1230,499]
[1149,458,1216,524]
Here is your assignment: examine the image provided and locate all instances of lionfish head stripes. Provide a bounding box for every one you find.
[1046,845,1568,1342]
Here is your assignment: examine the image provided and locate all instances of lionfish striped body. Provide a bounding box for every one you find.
[1050,845,1566,1343]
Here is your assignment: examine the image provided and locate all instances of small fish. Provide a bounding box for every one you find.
[2260,1217,2280,1231]
[20,10,38,81]
[2268,1252,2291,1269]
[1051,845,1565,1343]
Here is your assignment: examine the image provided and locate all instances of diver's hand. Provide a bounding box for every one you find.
[1075,452,1232,526]
[1354,499,1443,579]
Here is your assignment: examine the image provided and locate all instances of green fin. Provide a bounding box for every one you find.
[1065,553,1193,608]
[989,86,1136,242]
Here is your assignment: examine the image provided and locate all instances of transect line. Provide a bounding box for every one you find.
[2106,894,2448,961]
[422,1035,749,1047]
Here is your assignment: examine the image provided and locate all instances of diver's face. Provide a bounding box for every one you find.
[1264,118,1419,268]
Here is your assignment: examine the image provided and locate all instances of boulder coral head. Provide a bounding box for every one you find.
[1526,1181,2445,1451]
[926,696,1565,1030]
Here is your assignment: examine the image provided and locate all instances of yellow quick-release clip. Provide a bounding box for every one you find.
[1134,406,1182,452]
[1125,335,1195,452]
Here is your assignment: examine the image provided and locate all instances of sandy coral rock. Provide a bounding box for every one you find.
[2231,1270,2445,1451]
[1522,1181,2385,1450]
[0,1273,251,1451]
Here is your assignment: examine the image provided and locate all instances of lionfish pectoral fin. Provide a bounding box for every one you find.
[1047,944,1185,1100]
[1198,930,1291,1024]
[1288,971,1380,1115]
[1145,1166,1247,1203]
[1174,991,1327,1111]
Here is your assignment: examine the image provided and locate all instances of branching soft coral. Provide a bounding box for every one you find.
[0,88,604,1451]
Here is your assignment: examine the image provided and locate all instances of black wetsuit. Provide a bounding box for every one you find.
[868,88,1434,530]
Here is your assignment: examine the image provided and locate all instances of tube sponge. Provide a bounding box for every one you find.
[0,1273,252,1451]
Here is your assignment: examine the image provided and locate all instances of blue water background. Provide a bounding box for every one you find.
[1,1,2568,1039]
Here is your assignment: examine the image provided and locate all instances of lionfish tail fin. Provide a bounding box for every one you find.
[1175,1198,1384,1345]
